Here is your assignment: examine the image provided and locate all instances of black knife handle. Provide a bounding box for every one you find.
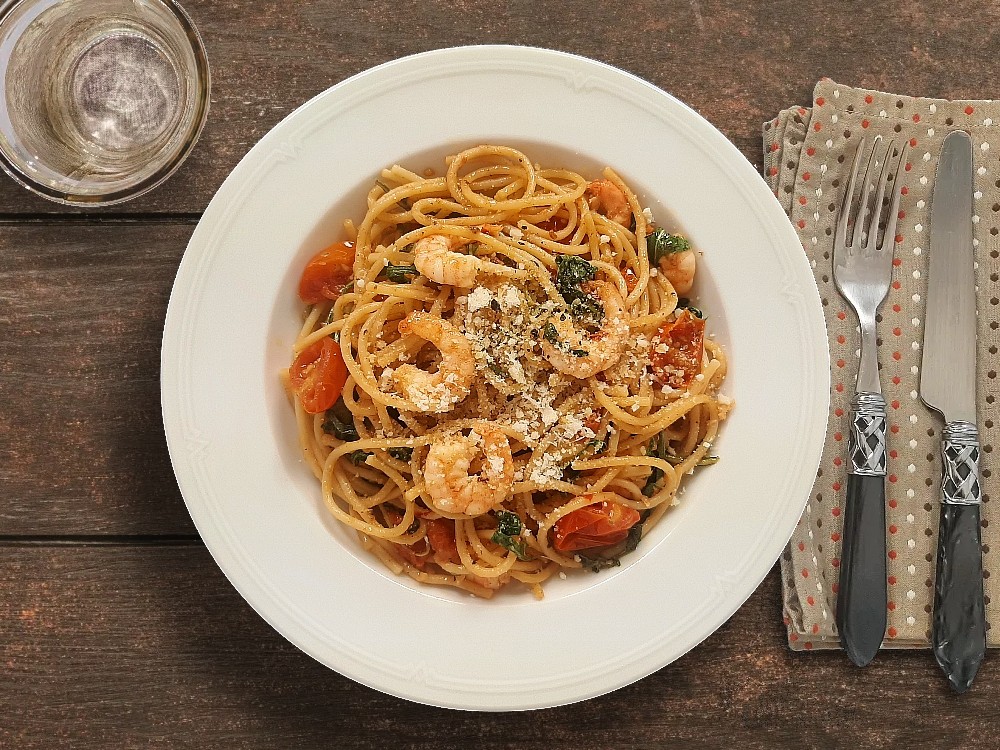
[836,392,888,667]
[933,420,986,693]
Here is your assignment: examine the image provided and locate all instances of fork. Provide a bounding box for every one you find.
[832,136,907,667]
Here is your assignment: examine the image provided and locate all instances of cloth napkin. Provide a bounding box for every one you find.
[765,80,1000,650]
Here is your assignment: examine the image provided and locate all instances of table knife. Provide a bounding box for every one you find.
[920,130,986,693]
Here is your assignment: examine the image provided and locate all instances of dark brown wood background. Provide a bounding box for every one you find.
[4,1,1000,747]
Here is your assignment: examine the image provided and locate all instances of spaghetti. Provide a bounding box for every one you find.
[285,145,731,598]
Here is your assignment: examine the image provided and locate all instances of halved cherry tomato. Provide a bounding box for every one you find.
[623,267,639,293]
[298,241,356,304]
[552,497,641,553]
[426,518,460,566]
[290,338,347,413]
[650,309,706,390]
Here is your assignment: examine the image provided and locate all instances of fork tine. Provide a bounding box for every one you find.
[881,143,909,249]
[836,137,867,250]
[863,139,895,251]
[856,136,884,247]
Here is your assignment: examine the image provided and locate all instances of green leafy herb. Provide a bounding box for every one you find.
[555,254,603,323]
[577,554,622,572]
[677,297,704,319]
[385,263,419,283]
[542,322,560,345]
[642,432,668,497]
[348,449,372,465]
[375,180,410,209]
[491,511,531,561]
[388,447,413,462]
[577,509,650,572]
[646,228,691,266]
[322,398,359,441]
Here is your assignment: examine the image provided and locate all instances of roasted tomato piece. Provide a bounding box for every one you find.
[298,241,356,304]
[290,338,347,413]
[552,497,641,553]
[650,309,706,389]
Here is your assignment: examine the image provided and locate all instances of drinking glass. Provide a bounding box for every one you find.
[0,0,210,205]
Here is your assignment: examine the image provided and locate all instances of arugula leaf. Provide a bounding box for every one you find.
[388,447,413,462]
[385,263,419,283]
[577,554,622,572]
[322,398,359,441]
[646,228,691,266]
[677,297,704,319]
[642,433,667,497]
[542,322,560,345]
[577,509,650,572]
[348,449,371,465]
[491,511,531,561]
[555,254,603,324]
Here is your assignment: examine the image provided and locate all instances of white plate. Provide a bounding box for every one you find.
[161,46,829,710]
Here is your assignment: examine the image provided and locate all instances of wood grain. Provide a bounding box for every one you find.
[1,549,996,750]
[0,224,196,535]
[0,0,998,214]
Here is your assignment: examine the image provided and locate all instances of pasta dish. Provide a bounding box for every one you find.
[284,145,731,598]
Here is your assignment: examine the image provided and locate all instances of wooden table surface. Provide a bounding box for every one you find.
[4,1,1000,747]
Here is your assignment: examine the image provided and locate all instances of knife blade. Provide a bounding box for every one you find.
[920,129,986,693]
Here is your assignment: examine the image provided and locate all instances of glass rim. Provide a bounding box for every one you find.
[0,0,211,206]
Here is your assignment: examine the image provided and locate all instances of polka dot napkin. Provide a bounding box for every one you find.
[764,79,1000,651]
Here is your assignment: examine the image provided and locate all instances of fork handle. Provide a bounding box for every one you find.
[836,392,888,667]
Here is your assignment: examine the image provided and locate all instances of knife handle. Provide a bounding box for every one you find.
[933,420,986,693]
[836,392,888,667]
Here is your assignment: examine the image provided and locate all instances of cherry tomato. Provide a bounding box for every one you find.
[426,519,460,565]
[552,497,641,553]
[290,338,347,413]
[650,309,706,390]
[623,267,639,293]
[298,241,356,304]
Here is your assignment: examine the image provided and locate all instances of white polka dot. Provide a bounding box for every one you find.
[910,365,919,375]
[912,293,921,302]
[854,348,861,358]
[907,488,915,498]
[927,128,935,137]
[920,176,929,185]
[978,166,987,176]
[913,269,921,279]
[982,142,991,152]
[815,189,823,197]
[811,236,818,245]
[975,191,984,199]
[911,317,920,326]
[826,139,834,148]
[929,103,937,113]
[808,529,814,539]
[910,390,919,399]
[832,114,839,124]
[834,89,841,98]
[973,215,981,224]
[913,247,922,255]
[812,555,818,564]
[909,439,918,449]
[813,211,820,220]
[923,151,932,161]
[908,538,916,549]
[907,589,917,600]
[822,609,828,619]
[908,463,917,473]
[817,581,823,592]
[986,118,993,126]
[907,615,916,625]
[907,513,915,522]
[911,341,920,350]
[879,110,887,118]
[820,164,828,174]
[915,223,923,233]
[908,564,917,574]
[974,238,981,247]
[917,199,926,208]
[910,414,919,424]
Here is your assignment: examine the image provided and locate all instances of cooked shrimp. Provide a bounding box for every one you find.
[424,427,514,516]
[413,235,482,287]
[585,179,631,226]
[540,281,629,379]
[660,249,697,295]
[392,312,475,412]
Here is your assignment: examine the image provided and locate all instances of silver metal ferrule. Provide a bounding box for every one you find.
[941,420,982,506]
[848,392,887,476]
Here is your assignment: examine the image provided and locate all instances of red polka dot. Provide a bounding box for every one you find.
[832,582,840,594]
[909,138,917,147]
[834,408,844,417]
[801,568,809,578]
[893,258,902,268]
[898,211,906,220]
[888,601,897,611]
[831,532,840,542]
[912,114,920,122]
[862,119,871,129]
[834,432,843,442]
[889,474,898,483]
[806,147,816,156]
[966,105,975,115]
[798,107,807,116]
[894,234,904,244]
[802,172,811,181]
[832,482,842,491]
[889,525,898,534]
[889,498,898,508]
[798,541,806,551]
[890,425,899,434]
[892,378,901,386]
[889,449,898,459]
[816,97,825,106]
[835,383,844,393]
[832,507,842,517]
[904,162,912,171]
[790,632,799,642]
[784,615,791,625]
[837,311,847,320]
[837,359,846,368]
[891,400,900,409]
[797,219,806,229]
[812,624,820,634]
[804,642,814,650]
[836,335,845,344]
[888,627,898,638]
[807,595,815,605]
[893,327,902,335]
[865,94,873,104]
[892,351,902,360]
[888,576,897,585]
[901,186,909,196]
[769,166,779,176]
[892,304,901,313]
[832,558,841,568]
[833,457,843,466]
[814,122,822,131]
[888,550,898,560]
[798,196,808,205]
[892,281,901,290]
